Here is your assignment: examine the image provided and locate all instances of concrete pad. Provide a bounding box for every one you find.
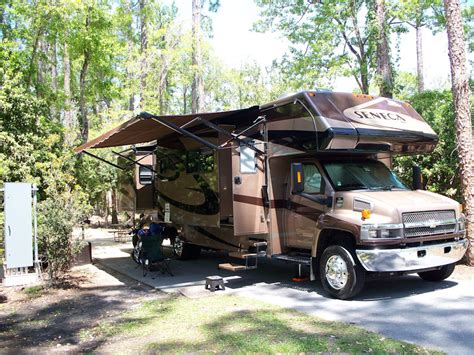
[86,229,474,354]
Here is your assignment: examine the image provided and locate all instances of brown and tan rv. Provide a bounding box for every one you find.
[76,91,467,299]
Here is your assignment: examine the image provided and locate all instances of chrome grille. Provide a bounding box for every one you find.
[402,210,456,238]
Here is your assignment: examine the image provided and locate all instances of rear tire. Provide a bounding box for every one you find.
[173,236,201,260]
[319,245,366,300]
[418,263,455,281]
[131,241,142,265]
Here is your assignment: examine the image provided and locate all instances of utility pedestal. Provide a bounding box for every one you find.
[1,183,40,286]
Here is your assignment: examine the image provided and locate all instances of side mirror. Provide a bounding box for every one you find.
[412,165,422,190]
[139,165,154,185]
[291,163,304,194]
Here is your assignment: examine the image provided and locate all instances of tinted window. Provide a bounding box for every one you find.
[303,164,323,194]
[186,150,214,173]
[322,160,407,191]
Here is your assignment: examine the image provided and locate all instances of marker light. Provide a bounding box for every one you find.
[361,209,371,219]
[297,171,302,183]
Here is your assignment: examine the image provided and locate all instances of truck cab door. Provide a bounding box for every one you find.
[232,141,268,236]
[285,162,329,250]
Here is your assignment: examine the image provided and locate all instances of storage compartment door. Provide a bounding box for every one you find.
[232,142,268,236]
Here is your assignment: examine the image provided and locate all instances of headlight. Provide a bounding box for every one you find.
[457,215,466,232]
[361,224,403,240]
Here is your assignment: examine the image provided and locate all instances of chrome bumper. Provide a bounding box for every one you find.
[356,239,468,272]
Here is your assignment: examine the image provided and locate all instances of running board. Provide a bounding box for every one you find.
[272,254,311,265]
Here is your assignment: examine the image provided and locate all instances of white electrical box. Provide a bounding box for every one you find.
[4,182,33,268]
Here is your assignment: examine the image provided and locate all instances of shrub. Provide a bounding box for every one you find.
[37,188,91,281]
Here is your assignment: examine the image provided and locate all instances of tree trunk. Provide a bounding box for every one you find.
[444,0,474,265]
[111,188,119,225]
[191,0,204,113]
[415,23,424,92]
[360,58,369,95]
[79,50,90,143]
[375,0,393,98]
[51,38,58,92]
[26,28,42,88]
[183,85,187,114]
[127,0,135,111]
[63,42,74,141]
[139,0,148,108]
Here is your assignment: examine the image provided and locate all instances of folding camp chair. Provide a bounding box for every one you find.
[140,233,173,277]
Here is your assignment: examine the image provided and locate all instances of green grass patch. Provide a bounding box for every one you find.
[87,295,432,353]
[23,285,45,298]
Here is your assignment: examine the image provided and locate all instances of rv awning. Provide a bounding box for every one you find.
[74,107,260,153]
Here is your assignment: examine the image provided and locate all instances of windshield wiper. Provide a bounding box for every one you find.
[337,183,369,191]
[369,185,397,191]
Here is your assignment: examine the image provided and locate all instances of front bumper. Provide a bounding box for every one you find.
[355,239,468,272]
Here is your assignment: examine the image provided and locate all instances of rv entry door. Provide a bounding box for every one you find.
[232,141,268,236]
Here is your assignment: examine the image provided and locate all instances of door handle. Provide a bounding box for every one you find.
[8,226,11,236]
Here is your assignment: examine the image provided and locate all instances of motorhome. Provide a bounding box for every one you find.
[76,91,467,299]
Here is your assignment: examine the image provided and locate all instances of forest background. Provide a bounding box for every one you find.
[0,0,472,273]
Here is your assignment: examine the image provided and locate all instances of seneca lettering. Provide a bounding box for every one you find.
[351,110,407,122]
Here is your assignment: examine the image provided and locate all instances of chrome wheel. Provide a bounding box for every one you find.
[325,255,349,290]
[173,236,184,257]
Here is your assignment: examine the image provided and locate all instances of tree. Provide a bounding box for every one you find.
[191,0,220,113]
[443,0,473,264]
[139,0,148,107]
[191,0,204,113]
[374,0,393,97]
[394,0,444,93]
[255,0,376,93]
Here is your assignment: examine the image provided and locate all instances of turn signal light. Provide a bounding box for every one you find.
[361,209,371,219]
[297,171,302,183]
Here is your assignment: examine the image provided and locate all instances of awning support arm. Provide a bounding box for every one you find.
[81,151,125,170]
[112,151,159,174]
[191,116,265,155]
[219,116,266,153]
[140,113,218,150]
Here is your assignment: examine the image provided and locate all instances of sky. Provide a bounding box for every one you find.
[168,0,469,93]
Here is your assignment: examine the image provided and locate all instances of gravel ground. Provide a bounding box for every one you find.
[0,264,167,353]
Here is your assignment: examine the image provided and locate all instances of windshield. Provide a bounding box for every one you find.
[322,160,408,191]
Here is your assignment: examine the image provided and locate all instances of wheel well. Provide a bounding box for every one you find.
[315,229,356,259]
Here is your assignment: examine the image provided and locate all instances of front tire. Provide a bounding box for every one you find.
[320,245,366,300]
[418,263,455,281]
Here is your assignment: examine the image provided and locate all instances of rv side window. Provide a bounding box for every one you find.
[240,143,256,173]
[139,165,154,185]
[303,164,323,194]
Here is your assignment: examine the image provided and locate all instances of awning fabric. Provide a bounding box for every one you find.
[74,107,259,153]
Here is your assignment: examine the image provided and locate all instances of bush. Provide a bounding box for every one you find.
[37,188,91,281]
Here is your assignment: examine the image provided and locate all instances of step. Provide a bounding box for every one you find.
[228,251,258,259]
[251,241,268,247]
[272,254,311,265]
[218,263,248,272]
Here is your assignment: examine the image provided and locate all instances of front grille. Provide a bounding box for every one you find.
[402,210,456,238]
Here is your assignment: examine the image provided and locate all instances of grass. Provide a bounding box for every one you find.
[23,285,45,298]
[85,295,432,353]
